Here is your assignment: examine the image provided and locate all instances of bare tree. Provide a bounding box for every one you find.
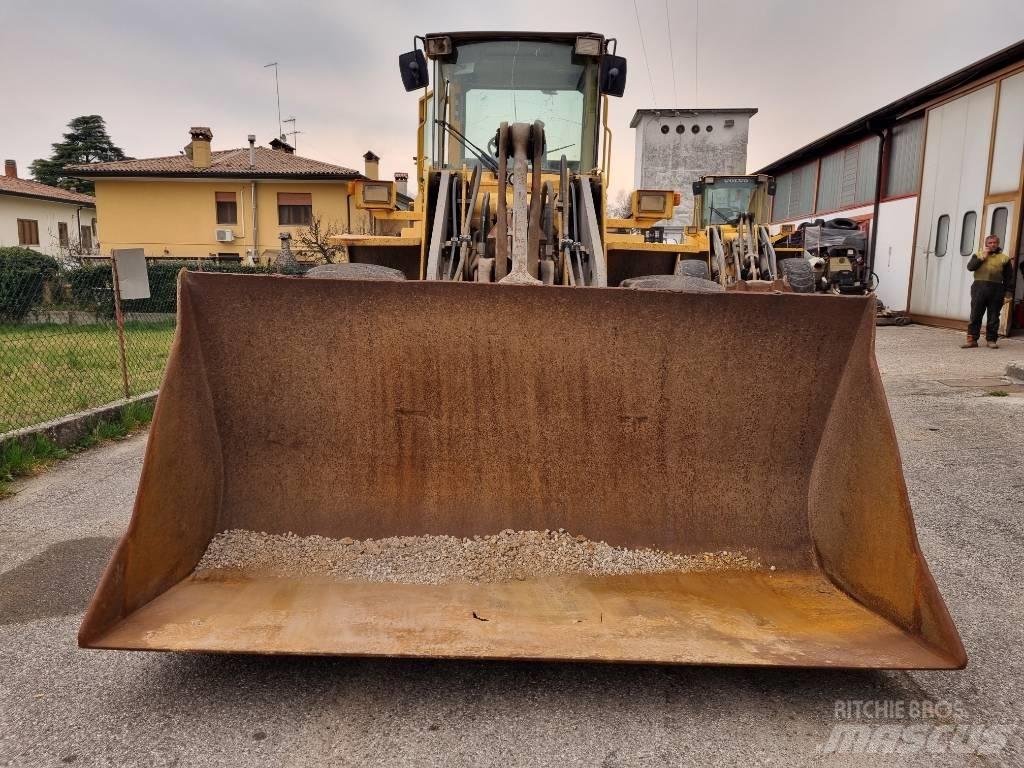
[47,227,94,269]
[607,190,632,220]
[296,215,343,264]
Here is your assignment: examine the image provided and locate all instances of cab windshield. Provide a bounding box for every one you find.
[434,40,600,172]
[701,179,758,227]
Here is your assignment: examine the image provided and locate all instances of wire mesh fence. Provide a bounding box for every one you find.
[1,250,280,434]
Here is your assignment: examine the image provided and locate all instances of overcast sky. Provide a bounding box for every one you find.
[2,0,1023,197]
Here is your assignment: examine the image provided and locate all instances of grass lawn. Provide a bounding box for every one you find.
[0,321,175,432]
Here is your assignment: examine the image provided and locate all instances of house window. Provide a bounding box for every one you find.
[991,206,1008,247]
[959,211,977,257]
[215,192,238,225]
[80,226,93,252]
[278,192,313,225]
[17,219,39,246]
[935,215,950,257]
[58,222,69,247]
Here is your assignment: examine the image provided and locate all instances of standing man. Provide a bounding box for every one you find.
[962,234,1013,349]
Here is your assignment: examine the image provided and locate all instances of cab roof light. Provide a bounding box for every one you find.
[575,36,603,56]
[425,36,452,58]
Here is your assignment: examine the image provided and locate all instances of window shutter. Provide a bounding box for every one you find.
[278,192,312,205]
[215,191,236,202]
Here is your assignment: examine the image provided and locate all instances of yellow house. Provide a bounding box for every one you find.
[68,127,372,264]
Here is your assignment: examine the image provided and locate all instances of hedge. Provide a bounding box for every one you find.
[2,257,305,320]
[66,261,298,316]
[0,248,60,322]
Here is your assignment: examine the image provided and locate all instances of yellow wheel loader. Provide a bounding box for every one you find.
[330,32,707,291]
[689,174,815,290]
[80,31,965,669]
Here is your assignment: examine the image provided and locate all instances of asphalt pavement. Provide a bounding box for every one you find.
[1,325,1022,767]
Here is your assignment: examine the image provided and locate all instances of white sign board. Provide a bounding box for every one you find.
[111,248,150,300]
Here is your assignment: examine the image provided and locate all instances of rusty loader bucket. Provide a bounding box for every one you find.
[80,271,965,668]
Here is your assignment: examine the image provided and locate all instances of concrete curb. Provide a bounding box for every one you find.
[0,392,158,451]
[1007,361,1024,384]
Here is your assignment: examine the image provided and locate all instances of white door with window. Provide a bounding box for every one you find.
[985,202,1020,335]
[985,202,1015,259]
[910,84,996,320]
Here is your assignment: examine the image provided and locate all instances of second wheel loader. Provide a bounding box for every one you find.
[690,174,814,289]
[80,30,964,670]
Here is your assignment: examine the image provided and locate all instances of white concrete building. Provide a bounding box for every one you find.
[758,40,1024,330]
[0,160,97,258]
[631,108,757,236]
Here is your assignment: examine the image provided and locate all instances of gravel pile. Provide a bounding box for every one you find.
[195,528,758,585]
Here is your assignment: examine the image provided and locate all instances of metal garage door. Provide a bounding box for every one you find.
[910,84,996,321]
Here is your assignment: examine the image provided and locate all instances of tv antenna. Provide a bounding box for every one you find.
[264,62,283,141]
[283,117,304,150]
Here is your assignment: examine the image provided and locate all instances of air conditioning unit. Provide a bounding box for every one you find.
[216,228,235,242]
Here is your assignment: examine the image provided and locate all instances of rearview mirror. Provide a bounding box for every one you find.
[600,54,627,97]
[692,181,704,196]
[399,49,429,92]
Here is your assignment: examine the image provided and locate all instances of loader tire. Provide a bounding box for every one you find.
[779,258,815,293]
[824,217,859,230]
[621,275,724,293]
[674,259,711,280]
[305,263,406,280]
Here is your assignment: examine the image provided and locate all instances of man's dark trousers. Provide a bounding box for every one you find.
[968,281,1003,341]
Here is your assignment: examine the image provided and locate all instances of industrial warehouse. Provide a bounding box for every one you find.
[758,39,1024,330]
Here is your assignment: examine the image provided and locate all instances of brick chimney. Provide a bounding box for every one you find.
[185,126,213,169]
[4,160,17,178]
[394,172,408,196]
[363,150,380,180]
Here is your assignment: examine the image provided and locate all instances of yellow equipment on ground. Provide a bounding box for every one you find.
[80,31,965,669]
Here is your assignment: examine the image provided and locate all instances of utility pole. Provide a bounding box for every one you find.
[264,62,283,141]
[283,117,304,150]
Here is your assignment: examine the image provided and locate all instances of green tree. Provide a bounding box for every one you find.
[30,115,130,194]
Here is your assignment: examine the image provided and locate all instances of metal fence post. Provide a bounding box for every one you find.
[110,257,131,398]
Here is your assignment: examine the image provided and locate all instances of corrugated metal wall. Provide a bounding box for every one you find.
[885,118,925,197]
[773,162,816,221]
[815,137,880,213]
[771,116,928,222]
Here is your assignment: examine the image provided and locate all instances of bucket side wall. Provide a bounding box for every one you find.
[79,274,224,644]
[807,302,966,666]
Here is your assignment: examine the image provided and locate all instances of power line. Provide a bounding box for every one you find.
[665,0,679,104]
[694,0,699,106]
[633,0,657,106]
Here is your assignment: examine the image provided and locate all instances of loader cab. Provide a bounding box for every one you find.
[412,32,618,173]
[692,175,775,228]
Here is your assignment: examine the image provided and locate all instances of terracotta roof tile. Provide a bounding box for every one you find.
[0,175,96,205]
[67,147,361,179]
